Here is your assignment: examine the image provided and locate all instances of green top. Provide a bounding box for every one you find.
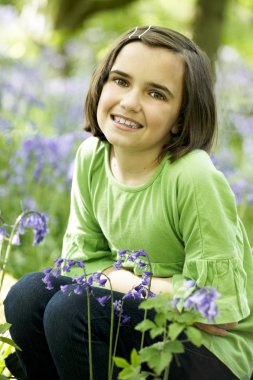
[62,136,253,379]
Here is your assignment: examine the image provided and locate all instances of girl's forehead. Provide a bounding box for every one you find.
[112,41,184,68]
[111,42,184,88]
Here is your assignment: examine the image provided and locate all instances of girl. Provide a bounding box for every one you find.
[4,26,253,380]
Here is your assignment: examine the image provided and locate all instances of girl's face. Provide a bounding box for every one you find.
[97,41,184,159]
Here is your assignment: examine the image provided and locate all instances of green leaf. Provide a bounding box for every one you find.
[130,349,139,366]
[135,319,156,333]
[139,342,173,374]
[154,312,167,326]
[0,323,11,334]
[0,336,21,350]
[164,340,184,354]
[186,326,203,347]
[150,327,164,339]
[118,365,143,380]
[113,356,130,369]
[168,322,185,341]
[175,311,197,325]
[139,293,172,313]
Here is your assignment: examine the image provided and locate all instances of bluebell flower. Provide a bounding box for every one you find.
[0,225,9,242]
[113,260,122,270]
[11,233,21,246]
[13,211,49,246]
[54,258,64,267]
[184,280,196,289]
[113,299,130,324]
[52,268,60,277]
[62,259,76,272]
[42,268,53,290]
[60,284,70,293]
[92,272,107,286]
[184,286,220,322]
[121,315,131,324]
[113,300,123,317]
[76,260,85,268]
[74,285,83,295]
[96,295,111,307]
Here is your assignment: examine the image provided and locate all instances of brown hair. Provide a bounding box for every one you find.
[84,25,217,162]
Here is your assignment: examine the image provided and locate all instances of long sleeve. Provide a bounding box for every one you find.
[172,151,250,323]
[61,138,114,275]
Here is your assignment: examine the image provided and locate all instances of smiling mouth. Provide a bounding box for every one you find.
[112,115,143,129]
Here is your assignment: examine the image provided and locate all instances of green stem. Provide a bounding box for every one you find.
[140,254,153,351]
[111,300,124,378]
[86,287,93,380]
[0,210,44,291]
[104,276,114,380]
[163,321,169,380]
[0,212,23,291]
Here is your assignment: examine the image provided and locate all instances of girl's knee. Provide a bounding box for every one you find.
[4,272,46,322]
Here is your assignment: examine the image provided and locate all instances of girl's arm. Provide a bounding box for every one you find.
[103,266,173,294]
[103,267,237,336]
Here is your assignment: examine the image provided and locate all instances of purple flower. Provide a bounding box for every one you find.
[54,258,64,267]
[121,314,131,324]
[52,268,60,277]
[92,272,107,286]
[11,233,21,246]
[73,275,86,285]
[21,211,48,246]
[124,290,142,300]
[113,260,122,270]
[96,295,111,306]
[113,299,130,324]
[184,280,196,289]
[42,269,53,290]
[76,260,85,268]
[60,284,70,293]
[74,285,83,295]
[184,286,220,322]
[62,259,76,272]
[137,260,147,268]
[0,225,8,242]
[113,300,123,317]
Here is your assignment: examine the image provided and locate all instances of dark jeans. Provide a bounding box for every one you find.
[4,272,238,380]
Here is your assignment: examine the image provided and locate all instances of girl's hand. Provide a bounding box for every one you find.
[195,322,238,336]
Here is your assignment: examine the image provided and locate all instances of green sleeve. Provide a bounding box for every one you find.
[173,153,250,323]
[61,139,114,275]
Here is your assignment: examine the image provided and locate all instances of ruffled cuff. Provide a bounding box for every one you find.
[173,257,250,323]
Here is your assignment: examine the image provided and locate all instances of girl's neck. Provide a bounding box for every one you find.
[110,146,160,186]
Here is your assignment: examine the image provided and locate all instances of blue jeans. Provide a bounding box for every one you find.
[4,272,238,380]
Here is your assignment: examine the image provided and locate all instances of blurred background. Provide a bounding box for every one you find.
[0,0,253,280]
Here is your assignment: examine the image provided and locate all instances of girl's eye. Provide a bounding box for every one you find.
[150,91,165,101]
[114,78,128,87]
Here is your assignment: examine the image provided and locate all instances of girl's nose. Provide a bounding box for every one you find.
[119,89,141,112]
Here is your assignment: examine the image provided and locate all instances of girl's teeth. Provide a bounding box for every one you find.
[114,116,141,129]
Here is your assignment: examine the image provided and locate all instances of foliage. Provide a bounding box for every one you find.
[43,252,219,379]
[0,210,48,378]
[114,282,219,379]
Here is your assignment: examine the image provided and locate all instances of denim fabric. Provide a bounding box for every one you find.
[4,272,238,380]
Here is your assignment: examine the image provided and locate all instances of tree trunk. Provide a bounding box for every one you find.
[192,0,230,65]
[52,0,137,31]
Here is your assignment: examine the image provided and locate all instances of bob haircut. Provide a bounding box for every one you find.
[84,25,217,162]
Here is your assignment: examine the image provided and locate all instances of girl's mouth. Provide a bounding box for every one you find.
[112,115,143,129]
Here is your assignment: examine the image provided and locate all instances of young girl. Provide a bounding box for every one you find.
[4,26,253,380]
